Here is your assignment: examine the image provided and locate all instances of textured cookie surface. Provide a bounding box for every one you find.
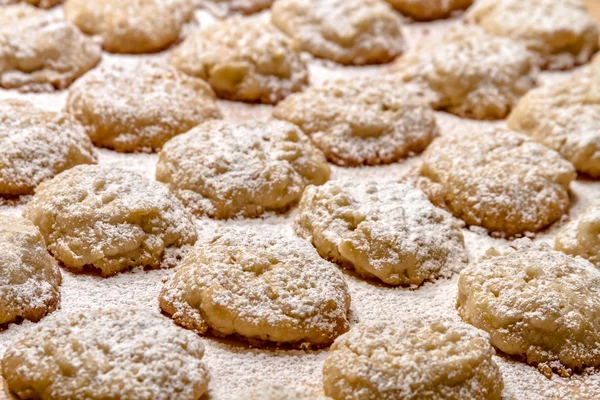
[1,309,209,400]
[0,215,61,327]
[322,318,503,400]
[65,62,221,152]
[391,26,538,120]
[159,227,351,346]
[23,165,197,277]
[0,0,62,8]
[555,203,600,268]
[271,0,405,65]
[385,0,473,20]
[457,242,600,376]
[0,99,97,196]
[508,66,600,177]
[169,18,307,104]
[156,120,330,219]
[64,0,193,54]
[468,0,600,70]
[416,128,576,236]
[244,385,331,400]
[204,0,273,14]
[273,77,438,166]
[295,179,467,286]
[0,6,101,91]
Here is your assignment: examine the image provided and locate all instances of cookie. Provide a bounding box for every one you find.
[390,26,538,120]
[0,99,97,196]
[0,215,61,327]
[322,318,503,400]
[507,67,600,177]
[1,309,209,400]
[23,165,197,277]
[457,242,600,376]
[271,0,405,65]
[295,179,467,286]
[63,0,193,54]
[0,2,42,23]
[468,0,600,70]
[385,0,473,20]
[65,62,221,153]
[555,203,600,268]
[0,0,62,8]
[156,120,330,219]
[273,77,438,166]
[0,6,101,92]
[169,17,307,104]
[415,128,576,236]
[159,227,351,346]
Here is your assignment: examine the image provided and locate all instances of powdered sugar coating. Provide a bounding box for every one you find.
[468,0,600,70]
[555,202,600,268]
[1,308,209,400]
[63,0,193,54]
[295,179,467,286]
[458,242,600,377]
[159,227,351,346]
[169,18,307,104]
[0,2,42,24]
[65,62,222,153]
[156,120,330,219]
[391,26,538,120]
[415,128,576,236]
[0,0,62,8]
[244,385,331,400]
[323,318,503,400]
[273,77,438,166]
[0,8,101,92]
[385,0,473,21]
[0,99,97,196]
[0,215,61,327]
[271,0,405,65]
[508,66,600,177]
[23,165,197,277]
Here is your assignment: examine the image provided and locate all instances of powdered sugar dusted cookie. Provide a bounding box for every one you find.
[391,26,538,120]
[273,77,438,166]
[63,0,193,54]
[169,18,307,104]
[468,0,600,70]
[0,7,101,92]
[295,179,467,286]
[385,0,473,20]
[1,309,209,399]
[159,227,351,346]
[23,165,197,277]
[0,99,97,196]
[458,242,600,377]
[555,203,600,268]
[156,120,330,219]
[507,68,600,177]
[323,318,503,400]
[0,215,61,327]
[271,0,405,65]
[245,385,330,400]
[65,62,221,153]
[416,129,576,236]
[0,2,42,24]
[0,0,62,8]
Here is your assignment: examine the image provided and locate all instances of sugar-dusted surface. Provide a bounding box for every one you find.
[1,6,600,400]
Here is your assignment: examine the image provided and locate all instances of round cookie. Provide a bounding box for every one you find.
[0,2,42,24]
[0,7,101,92]
[385,0,473,20]
[322,318,503,400]
[1,308,209,400]
[415,128,576,236]
[555,203,600,268]
[245,385,330,400]
[159,227,351,346]
[0,214,61,327]
[295,179,467,286]
[65,62,222,153]
[468,0,600,70]
[169,17,307,104]
[457,242,600,376]
[206,0,273,14]
[507,69,600,177]
[63,0,193,54]
[0,100,97,196]
[390,26,538,120]
[156,120,330,219]
[23,165,197,277]
[271,0,405,65]
[273,77,438,166]
[0,0,62,8]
